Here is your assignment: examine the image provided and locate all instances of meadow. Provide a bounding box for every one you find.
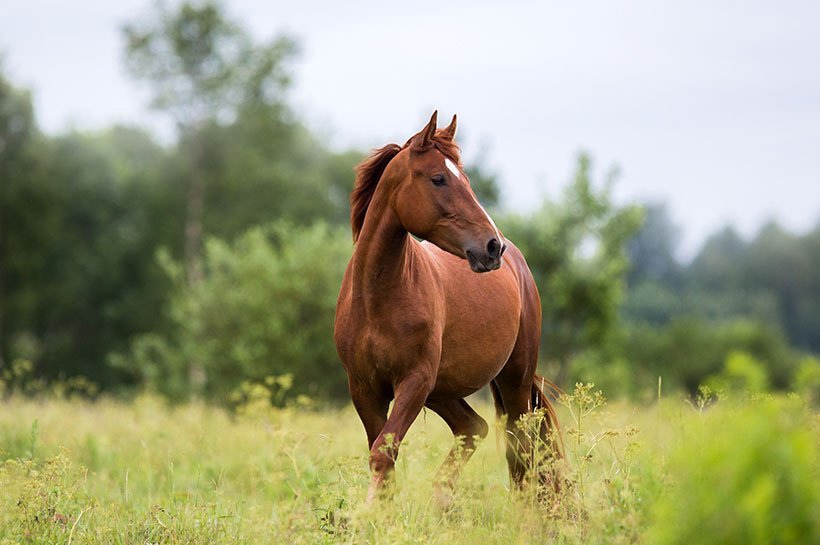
[1,383,817,545]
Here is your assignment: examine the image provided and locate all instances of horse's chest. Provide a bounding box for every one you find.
[339,307,436,377]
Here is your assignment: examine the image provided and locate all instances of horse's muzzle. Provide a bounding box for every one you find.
[466,249,503,273]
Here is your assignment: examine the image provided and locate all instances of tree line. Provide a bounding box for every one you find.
[2,1,818,403]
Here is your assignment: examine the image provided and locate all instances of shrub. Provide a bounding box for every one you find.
[792,356,820,405]
[649,398,820,545]
[705,350,769,395]
[621,318,797,395]
[114,221,351,403]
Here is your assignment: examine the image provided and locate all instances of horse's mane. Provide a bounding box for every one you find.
[350,131,462,242]
[350,144,402,242]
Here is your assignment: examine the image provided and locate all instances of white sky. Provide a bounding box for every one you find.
[2,0,819,257]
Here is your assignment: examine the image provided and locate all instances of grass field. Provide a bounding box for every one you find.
[1,385,817,544]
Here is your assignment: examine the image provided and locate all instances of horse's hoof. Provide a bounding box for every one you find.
[365,484,379,505]
[433,485,456,511]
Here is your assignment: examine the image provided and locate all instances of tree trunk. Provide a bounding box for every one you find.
[184,154,205,287]
[184,132,206,394]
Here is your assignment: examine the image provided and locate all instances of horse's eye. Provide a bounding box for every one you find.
[430,174,446,187]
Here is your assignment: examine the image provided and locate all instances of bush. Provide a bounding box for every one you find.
[568,353,644,399]
[792,356,820,405]
[621,318,797,395]
[705,350,769,395]
[114,221,351,403]
[649,399,820,545]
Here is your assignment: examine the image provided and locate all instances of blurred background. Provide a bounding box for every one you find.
[2,0,819,404]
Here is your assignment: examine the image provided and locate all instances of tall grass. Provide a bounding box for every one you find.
[0,385,817,544]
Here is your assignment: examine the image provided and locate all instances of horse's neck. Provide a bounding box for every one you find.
[351,197,414,313]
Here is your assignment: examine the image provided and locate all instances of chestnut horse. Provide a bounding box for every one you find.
[334,112,560,501]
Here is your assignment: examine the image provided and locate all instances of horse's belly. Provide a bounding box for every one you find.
[431,269,522,399]
[433,341,516,399]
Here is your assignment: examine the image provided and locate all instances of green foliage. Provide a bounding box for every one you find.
[1,71,49,365]
[626,214,820,356]
[2,389,817,544]
[620,209,820,398]
[570,354,638,399]
[5,10,820,407]
[705,350,769,395]
[619,318,797,396]
[626,203,682,288]
[792,356,820,404]
[0,391,661,544]
[501,153,644,383]
[649,398,820,545]
[0,358,99,403]
[115,222,351,402]
[201,110,359,236]
[123,0,296,127]
[228,374,315,418]
[1,112,175,387]
[123,0,302,288]
[0,358,36,397]
[558,383,620,509]
[0,453,96,544]
[2,45,357,393]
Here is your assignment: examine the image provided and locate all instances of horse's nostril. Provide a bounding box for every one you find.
[500,243,507,257]
[487,238,501,259]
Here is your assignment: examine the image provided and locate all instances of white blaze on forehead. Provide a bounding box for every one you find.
[444,157,460,177]
[444,155,502,245]
[477,196,502,242]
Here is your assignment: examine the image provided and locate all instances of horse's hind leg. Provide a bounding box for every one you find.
[493,318,560,489]
[492,376,533,485]
[493,369,561,490]
[427,398,489,491]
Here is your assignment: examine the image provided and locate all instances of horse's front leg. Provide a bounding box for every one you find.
[349,378,389,450]
[367,372,433,502]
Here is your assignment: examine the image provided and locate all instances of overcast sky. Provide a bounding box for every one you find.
[2,0,819,257]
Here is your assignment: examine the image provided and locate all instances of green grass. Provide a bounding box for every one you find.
[0,387,817,544]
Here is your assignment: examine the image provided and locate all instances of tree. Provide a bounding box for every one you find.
[123,0,297,287]
[626,203,682,287]
[200,105,357,238]
[677,221,820,352]
[747,222,816,351]
[621,318,796,394]
[0,67,49,368]
[1,74,177,387]
[123,1,298,390]
[112,222,352,403]
[688,226,748,291]
[501,153,644,385]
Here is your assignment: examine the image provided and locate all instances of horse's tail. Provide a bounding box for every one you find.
[490,374,564,491]
[531,373,563,460]
[531,373,563,493]
[489,375,563,458]
[489,379,505,420]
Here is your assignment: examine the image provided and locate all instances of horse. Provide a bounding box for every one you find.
[334,111,561,502]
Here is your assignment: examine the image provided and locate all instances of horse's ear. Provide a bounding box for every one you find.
[415,110,438,149]
[440,114,457,141]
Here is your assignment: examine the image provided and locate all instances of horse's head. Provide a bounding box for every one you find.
[385,111,506,272]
